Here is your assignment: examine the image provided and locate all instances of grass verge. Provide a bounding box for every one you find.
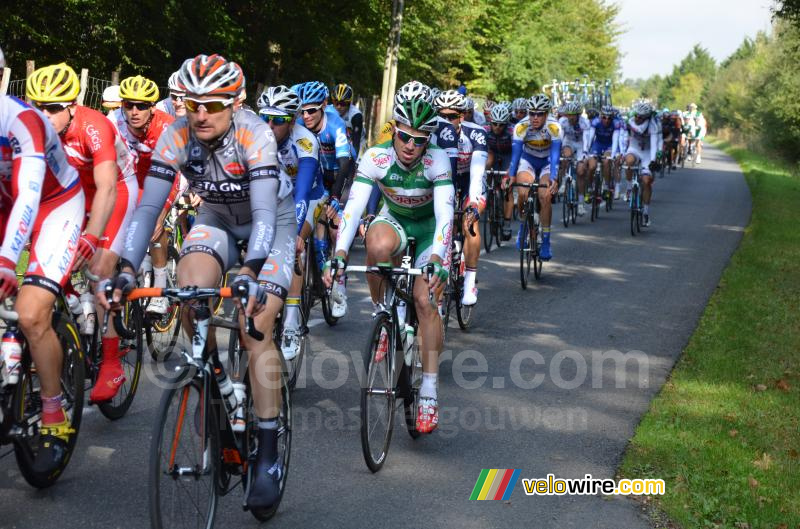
[620,139,800,528]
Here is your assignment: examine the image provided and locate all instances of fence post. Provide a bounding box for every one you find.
[0,68,10,96]
[77,68,88,106]
[111,71,119,85]
[25,60,35,103]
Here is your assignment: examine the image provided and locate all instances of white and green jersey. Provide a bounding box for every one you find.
[337,140,455,263]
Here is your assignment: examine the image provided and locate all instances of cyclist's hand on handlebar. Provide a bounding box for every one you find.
[97,271,135,311]
[189,192,202,208]
[548,179,559,195]
[295,235,305,255]
[424,260,448,291]
[322,255,346,288]
[73,233,99,272]
[501,176,511,191]
[0,257,18,302]
[231,274,267,318]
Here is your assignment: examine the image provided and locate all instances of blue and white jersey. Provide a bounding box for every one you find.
[277,122,326,232]
[309,108,351,172]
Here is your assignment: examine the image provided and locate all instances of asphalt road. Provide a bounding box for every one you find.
[1,145,751,529]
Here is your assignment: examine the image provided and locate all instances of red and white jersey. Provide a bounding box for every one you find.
[0,95,81,264]
[60,104,136,206]
[108,108,174,186]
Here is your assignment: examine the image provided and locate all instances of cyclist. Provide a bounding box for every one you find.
[681,108,696,162]
[558,101,591,216]
[508,94,562,260]
[100,54,295,510]
[586,105,622,200]
[482,99,495,123]
[101,85,121,112]
[155,71,186,118]
[296,81,352,318]
[688,103,706,163]
[329,83,365,159]
[661,109,682,170]
[464,97,486,126]
[26,63,140,403]
[2,53,86,473]
[324,92,454,434]
[510,97,527,124]
[485,102,514,238]
[624,102,659,226]
[109,76,176,317]
[257,85,325,361]
[434,89,487,306]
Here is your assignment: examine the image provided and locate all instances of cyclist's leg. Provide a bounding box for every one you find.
[537,163,555,259]
[364,209,405,305]
[461,180,484,305]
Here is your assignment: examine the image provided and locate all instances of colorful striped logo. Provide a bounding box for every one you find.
[469,469,521,501]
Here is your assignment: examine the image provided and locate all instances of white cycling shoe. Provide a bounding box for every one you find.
[577,203,586,216]
[331,283,348,318]
[461,286,478,306]
[281,328,301,361]
[147,296,169,315]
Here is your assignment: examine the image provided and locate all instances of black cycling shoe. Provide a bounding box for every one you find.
[32,426,72,475]
[501,227,512,241]
[246,426,282,511]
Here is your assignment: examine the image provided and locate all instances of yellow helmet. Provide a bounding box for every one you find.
[26,63,80,103]
[119,75,159,103]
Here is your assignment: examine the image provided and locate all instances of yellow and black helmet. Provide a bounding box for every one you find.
[26,63,80,103]
[331,83,353,103]
[119,75,159,102]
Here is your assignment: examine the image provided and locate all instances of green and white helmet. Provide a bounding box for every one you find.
[393,96,438,132]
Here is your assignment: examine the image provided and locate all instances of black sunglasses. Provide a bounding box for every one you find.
[122,101,153,111]
[35,103,69,114]
[491,121,506,127]
[529,111,547,118]
[438,112,461,121]
[395,129,430,147]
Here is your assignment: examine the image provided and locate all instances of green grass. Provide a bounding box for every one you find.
[620,138,800,528]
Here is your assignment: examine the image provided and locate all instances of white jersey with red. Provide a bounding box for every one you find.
[108,108,174,188]
[0,96,85,294]
[60,105,138,254]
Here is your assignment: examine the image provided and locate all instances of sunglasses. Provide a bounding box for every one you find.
[438,112,461,121]
[35,103,69,114]
[332,100,350,107]
[300,105,323,116]
[395,129,430,147]
[122,101,154,111]
[170,93,185,101]
[260,114,291,125]
[529,111,547,118]
[491,122,506,127]
[184,98,234,114]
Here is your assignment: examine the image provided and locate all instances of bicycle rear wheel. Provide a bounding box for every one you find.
[561,179,570,228]
[493,189,505,248]
[533,220,543,280]
[360,313,395,472]
[147,245,181,362]
[482,190,493,253]
[13,315,84,488]
[519,218,531,290]
[98,300,144,420]
[591,174,601,222]
[630,186,640,236]
[150,380,218,529]
[401,328,422,440]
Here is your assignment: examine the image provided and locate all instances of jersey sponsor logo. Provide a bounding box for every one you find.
[10,205,34,255]
[547,123,560,137]
[28,180,41,192]
[438,127,455,143]
[423,156,434,168]
[185,160,206,175]
[335,129,349,147]
[190,145,202,158]
[515,122,528,136]
[160,147,176,161]
[296,138,313,153]
[224,162,246,176]
[9,136,21,155]
[85,123,103,152]
[469,129,486,146]
[371,152,391,169]
[58,223,81,276]
[385,190,431,207]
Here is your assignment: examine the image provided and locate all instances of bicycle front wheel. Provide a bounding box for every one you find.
[150,380,218,529]
[360,312,395,472]
[98,300,144,420]
[483,190,493,253]
[519,218,531,290]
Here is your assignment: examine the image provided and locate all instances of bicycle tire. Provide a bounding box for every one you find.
[98,300,144,420]
[247,354,292,521]
[401,329,422,439]
[519,218,530,290]
[13,315,84,488]
[455,272,475,330]
[561,181,569,228]
[482,190,493,253]
[533,218,543,280]
[360,312,395,472]
[493,189,505,248]
[149,380,218,529]
[147,246,181,361]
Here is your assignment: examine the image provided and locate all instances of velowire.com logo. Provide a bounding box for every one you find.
[469,469,521,501]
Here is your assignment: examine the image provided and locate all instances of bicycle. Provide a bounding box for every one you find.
[482,169,509,252]
[0,296,84,488]
[560,156,578,227]
[116,286,291,527]
[301,203,341,326]
[332,240,433,472]
[512,182,544,289]
[588,155,604,222]
[440,199,477,335]
[622,163,643,236]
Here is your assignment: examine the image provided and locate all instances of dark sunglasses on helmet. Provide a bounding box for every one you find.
[35,102,70,114]
[122,101,153,111]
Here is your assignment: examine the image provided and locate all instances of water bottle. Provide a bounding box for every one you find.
[80,292,96,336]
[403,324,415,366]
[2,329,23,385]
[232,382,246,433]
[396,299,407,327]
[216,368,238,415]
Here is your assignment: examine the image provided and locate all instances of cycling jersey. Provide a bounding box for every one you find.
[337,141,454,268]
[329,103,365,157]
[60,105,137,205]
[308,107,350,173]
[434,118,460,179]
[155,97,177,118]
[486,124,513,171]
[121,109,292,276]
[558,115,591,157]
[0,96,85,293]
[625,116,660,175]
[588,116,622,156]
[455,121,488,206]
[277,122,326,233]
[508,116,563,179]
[108,108,174,186]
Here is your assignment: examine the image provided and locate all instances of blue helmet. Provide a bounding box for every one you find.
[298,81,328,105]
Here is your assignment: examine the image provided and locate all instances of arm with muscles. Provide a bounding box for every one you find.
[582,126,593,157]
[76,160,117,267]
[327,178,373,284]
[549,139,562,190]
[0,156,45,300]
[508,139,523,179]
[427,181,455,291]
[611,129,620,158]
[293,157,319,233]
[329,155,352,204]
[468,149,489,211]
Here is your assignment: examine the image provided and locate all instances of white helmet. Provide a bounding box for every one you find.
[634,101,653,117]
[489,103,511,124]
[464,96,475,110]
[0,45,5,70]
[167,71,185,94]
[258,85,300,115]
[177,54,244,97]
[527,93,552,112]
[511,97,527,111]
[102,85,121,103]
[395,80,431,105]
[562,101,582,115]
[434,89,467,111]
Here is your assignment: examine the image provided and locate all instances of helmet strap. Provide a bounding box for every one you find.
[58,106,76,137]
